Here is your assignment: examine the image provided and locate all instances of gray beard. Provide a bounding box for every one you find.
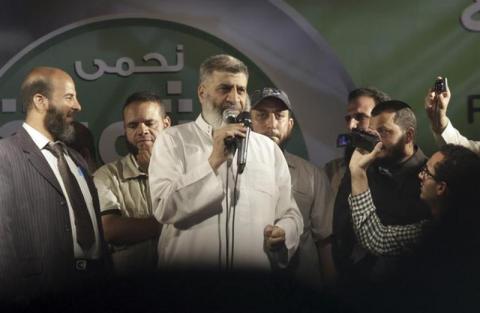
[202,107,224,129]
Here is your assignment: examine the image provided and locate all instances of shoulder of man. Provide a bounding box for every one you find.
[0,131,27,158]
[284,151,317,170]
[324,157,344,172]
[153,121,198,146]
[93,154,130,178]
[250,131,276,149]
[165,121,196,135]
[0,134,16,151]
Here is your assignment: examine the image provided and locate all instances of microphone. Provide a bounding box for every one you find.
[222,109,239,154]
[222,109,238,125]
[235,111,251,174]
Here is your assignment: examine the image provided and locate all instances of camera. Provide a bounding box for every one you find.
[336,128,380,152]
[434,78,446,94]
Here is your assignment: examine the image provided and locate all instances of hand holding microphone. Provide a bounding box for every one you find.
[208,110,246,172]
[208,109,252,173]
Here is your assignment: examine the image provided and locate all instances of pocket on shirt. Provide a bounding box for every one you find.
[245,163,276,197]
[236,163,277,224]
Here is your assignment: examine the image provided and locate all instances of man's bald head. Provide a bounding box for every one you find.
[21,67,81,142]
[20,67,72,112]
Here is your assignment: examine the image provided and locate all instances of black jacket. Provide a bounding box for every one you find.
[332,146,431,283]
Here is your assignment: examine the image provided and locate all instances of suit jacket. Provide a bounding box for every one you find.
[0,127,110,303]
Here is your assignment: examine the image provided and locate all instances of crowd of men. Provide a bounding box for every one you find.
[0,56,479,312]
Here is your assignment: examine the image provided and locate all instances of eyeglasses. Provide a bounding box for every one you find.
[420,164,438,181]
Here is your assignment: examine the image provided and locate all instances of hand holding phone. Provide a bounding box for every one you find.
[425,76,450,133]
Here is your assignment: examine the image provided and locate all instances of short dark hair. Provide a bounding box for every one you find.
[435,144,480,208]
[199,54,249,84]
[348,87,390,106]
[371,100,417,132]
[122,91,167,118]
[20,76,53,111]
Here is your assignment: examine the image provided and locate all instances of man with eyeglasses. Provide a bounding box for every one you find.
[331,100,430,285]
[324,88,390,199]
[347,142,480,255]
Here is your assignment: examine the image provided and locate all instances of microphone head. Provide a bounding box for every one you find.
[222,109,239,124]
[236,111,252,127]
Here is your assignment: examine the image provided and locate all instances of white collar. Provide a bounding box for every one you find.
[195,114,214,137]
[22,122,51,150]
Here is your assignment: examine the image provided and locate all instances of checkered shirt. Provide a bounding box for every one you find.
[348,189,429,256]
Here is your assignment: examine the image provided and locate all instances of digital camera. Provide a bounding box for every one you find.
[336,128,380,152]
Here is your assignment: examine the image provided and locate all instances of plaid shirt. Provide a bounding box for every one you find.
[348,189,429,256]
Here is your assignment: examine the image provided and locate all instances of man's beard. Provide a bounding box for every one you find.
[45,105,75,143]
[268,130,291,150]
[377,133,408,166]
[125,138,138,156]
[202,96,236,129]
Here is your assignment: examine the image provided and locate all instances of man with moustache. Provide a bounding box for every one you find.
[324,87,390,199]
[348,143,480,256]
[0,67,108,303]
[347,143,480,312]
[332,100,430,285]
[250,87,335,288]
[94,92,170,275]
[148,55,303,270]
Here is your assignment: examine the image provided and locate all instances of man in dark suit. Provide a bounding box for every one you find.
[0,67,109,305]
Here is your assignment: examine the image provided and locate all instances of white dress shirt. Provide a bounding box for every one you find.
[149,115,303,270]
[23,123,101,259]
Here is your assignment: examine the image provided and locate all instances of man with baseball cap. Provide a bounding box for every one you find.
[250,87,336,289]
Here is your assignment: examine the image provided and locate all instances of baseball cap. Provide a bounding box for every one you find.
[250,87,292,111]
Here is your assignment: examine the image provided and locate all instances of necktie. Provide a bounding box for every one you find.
[46,142,95,251]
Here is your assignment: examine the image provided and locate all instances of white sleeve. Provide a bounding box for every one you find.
[434,120,480,155]
[148,131,225,226]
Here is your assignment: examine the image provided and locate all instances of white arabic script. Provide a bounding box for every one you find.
[75,45,184,80]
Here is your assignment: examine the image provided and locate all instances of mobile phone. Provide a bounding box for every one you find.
[434,78,446,94]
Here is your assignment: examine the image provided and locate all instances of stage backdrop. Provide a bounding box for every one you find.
[0,0,478,166]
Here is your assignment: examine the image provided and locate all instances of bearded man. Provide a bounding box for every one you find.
[148,54,303,271]
[332,100,430,286]
[250,87,335,289]
[0,67,109,304]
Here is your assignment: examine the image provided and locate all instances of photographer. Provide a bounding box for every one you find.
[332,100,430,285]
[349,141,480,255]
[425,76,480,155]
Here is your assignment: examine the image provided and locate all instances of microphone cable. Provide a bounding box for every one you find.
[225,159,231,271]
[230,169,240,270]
